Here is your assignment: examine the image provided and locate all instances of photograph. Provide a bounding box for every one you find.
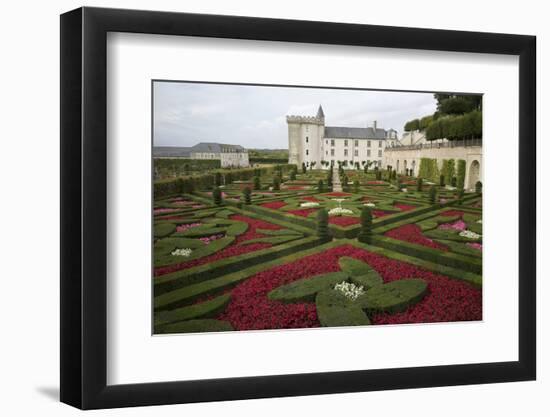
[152,81,483,334]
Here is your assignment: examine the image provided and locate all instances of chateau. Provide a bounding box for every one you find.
[153,142,249,168]
[287,105,399,169]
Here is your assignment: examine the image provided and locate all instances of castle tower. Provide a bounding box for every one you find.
[286,105,325,168]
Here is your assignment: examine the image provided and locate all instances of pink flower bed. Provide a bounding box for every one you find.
[439,220,467,231]
[372,210,392,218]
[366,181,386,185]
[199,234,225,245]
[394,203,417,212]
[154,215,282,277]
[328,216,361,227]
[217,245,481,330]
[260,201,287,210]
[287,208,318,218]
[285,186,306,190]
[324,192,352,197]
[176,222,201,232]
[385,224,448,251]
[439,210,465,217]
[467,242,482,251]
[172,200,193,206]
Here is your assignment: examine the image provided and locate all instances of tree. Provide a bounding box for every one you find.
[416,177,423,192]
[243,187,251,204]
[439,174,445,187]
[214,172,222,186]
[316,209,330,240]
[429,185,437,205]
[301,162,306,174]
[289,169,296,181]
[419,115,434,130]
[353,180,360,193]
[326,170,333,187]
[404,119,420,132]
[213,187,222,205]
[456,159,466,190]
[272,176,280,191]
[357,207,372,244]
[318,179,324,192]
[253,176,261,190]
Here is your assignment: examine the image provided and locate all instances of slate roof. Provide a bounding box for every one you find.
[153,146,191,157]
[324,126,388,140]
[190,142,246,153]
[316,105,325,119]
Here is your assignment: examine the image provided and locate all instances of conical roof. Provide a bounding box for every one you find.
[316,105,325,119]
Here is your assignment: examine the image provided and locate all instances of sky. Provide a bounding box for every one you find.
[153,81,437,149]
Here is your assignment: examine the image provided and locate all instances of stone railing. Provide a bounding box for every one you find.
[386,138,482,151]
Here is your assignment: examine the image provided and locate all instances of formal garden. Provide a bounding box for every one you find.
[153,162,482,334]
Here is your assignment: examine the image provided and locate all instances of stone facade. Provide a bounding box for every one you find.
[189,142,249,168]
[384,140,482,190]
[287,105,398,169]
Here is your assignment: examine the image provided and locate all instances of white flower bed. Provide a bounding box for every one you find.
[401,188,408,192]
[328,207,353,216]
[445,185,457,190]
[425,181,435,185]
[300,202,319,208]
[459,230,481,239]
[477,219,482,224]
[171,248,193,257]
[331,198,346,203]
[364,202,376,207]
[334,281,365,301]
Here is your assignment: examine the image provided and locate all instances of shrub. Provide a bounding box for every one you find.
[353,180,360,193]
[342,175,348,187]
[357,207,372,244]
[357,279,428,313]
[475,181,482,194]
[225,172,233,184]
[429,185,437,205]
[289,169,297,180]
[318,179,324,192]
[268,272,349,303]
[439,174,445,186]
[302,162,306,174]
[316,209,330,240]
[457,188,464,205]
[451,176,457,187]
[416,177,423,192]
[243,187,251,204]
[326,171,333,186]
[272,176,281,191]
[214,172,222,186]
[338,257,383,289]
[316,289,371,327]
[212,186,222,205]
[456,159,466,190]
[375,170,382,180]
[154,223,176,238]
[253,176,261,190]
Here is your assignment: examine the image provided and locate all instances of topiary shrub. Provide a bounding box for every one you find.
[318,179,324,192]
[457,188,464,205]
[214,172,222,187]
[243,186,251,204]
[289,170,296,180]
[353,180,360,193]
[253,176,261,190]
[212,186,222,205]
[475,181,482,194]
[338,257,383,289]
[439,174,445,186]
[302,162,306,174]
[357,207,372,244]
[316,289,371,327]
[451,176,457,187]
[316,208,330,240]
[272,176,280,191]
[154,223,176,239]
[457,159,466,190]
[357,279,428,313]
[416,177,423,192]
[268,272,349,303]
[225,172,233,184]
[429,185,437,205]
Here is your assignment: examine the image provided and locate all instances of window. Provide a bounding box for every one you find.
[326,150,328,156]
[354,140,359,147]
[378,150,382,157]
[306,136,309,143]
[306,149,309,155]
[379,141,382,147]
[331,139,335,146]
[367,140,371,147]
[354,149,359,157]
[344,149,348,156]
[378,160,382,167]
[367,150,371,157]
[331,149,335,156]
[344,140,348,146]
[326,140,328,144]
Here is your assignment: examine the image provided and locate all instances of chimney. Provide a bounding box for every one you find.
[373,120,377,130]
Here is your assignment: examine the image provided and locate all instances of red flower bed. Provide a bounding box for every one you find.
[439,210,465,217]
[385,224,448,251]
[287,208,318,218]
[372,210,392,218]
[154,215,282,277]
[284,186,306,190]
[394,203,417,212]
[329,216,361,226]
[301,196,320,202]
[324,192,352,197]
[217,245,481,330]
[260,201,287,210]
[366,181,386,185]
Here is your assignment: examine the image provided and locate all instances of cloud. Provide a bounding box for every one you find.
[153,81,438,148]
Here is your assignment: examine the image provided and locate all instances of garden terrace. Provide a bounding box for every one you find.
[153,167,482,333]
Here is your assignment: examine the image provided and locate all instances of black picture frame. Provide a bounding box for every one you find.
[60,6,536,410]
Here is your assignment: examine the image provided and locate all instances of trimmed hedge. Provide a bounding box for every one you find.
[156,319,233,334]
[316,289,371,327]
[154,223,176,238]
[357,279,428,313]
[154,293,231,332]
[338,257,383,289]
[154,236,235,267]
[268,272,349,303]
